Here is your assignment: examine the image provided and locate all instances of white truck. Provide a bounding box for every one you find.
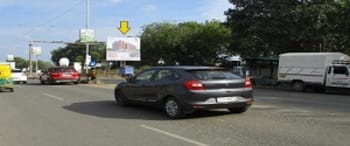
[278,52,350,92]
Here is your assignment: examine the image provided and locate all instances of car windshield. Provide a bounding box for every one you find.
[11,70,22,73]
[189,69,242,80]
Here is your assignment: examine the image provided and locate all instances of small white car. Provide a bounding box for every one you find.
[11,69,27,84]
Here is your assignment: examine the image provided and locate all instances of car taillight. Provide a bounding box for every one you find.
[51,72,61,78]
[184,80,204,90]
[72,72,80,78]
[245,78,252,88]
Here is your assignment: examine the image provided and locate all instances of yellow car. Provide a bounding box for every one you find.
[0,64,14,92]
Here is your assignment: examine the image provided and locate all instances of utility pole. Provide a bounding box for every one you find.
[29,42,33,76]
[85,0,90,76]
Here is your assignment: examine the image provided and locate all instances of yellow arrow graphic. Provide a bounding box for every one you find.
[118,21,131,35]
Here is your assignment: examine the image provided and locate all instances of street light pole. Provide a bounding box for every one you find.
[85,0,90,76]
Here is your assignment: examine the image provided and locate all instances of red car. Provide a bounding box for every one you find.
[40,67,80,84]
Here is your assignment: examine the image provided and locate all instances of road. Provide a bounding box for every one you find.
[0,80,349,146]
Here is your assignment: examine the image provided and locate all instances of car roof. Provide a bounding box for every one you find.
[152,66,226,71]
[50,66,74,69]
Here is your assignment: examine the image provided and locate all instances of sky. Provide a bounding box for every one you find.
[0,0,233,62]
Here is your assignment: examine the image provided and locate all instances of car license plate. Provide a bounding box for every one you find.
[217,97,238,103]
[62,73,71,77]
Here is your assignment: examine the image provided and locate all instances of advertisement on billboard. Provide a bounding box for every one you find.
[106,37,141,61]
[80,29,95,43]
[7,55,14,61]
[31,46,42,56]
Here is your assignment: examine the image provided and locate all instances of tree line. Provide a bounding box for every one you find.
[50,0,350,67]
[9,57,54,71]
[226,0,350,58]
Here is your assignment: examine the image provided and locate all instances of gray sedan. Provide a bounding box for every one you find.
[114,66,253,118]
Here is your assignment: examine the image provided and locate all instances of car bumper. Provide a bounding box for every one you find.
[12,77,27,82]
[51,79,79,83]
[177,88,253,113]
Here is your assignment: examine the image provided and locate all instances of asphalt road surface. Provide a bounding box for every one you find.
[0,80,349,146]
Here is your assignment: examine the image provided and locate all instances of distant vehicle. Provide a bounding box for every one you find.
[278,52,350,92]
[11,69,27,84]
[0,64,14,92]
[114,66,254,119]
[231,66,247,77]
[39,67,80,85]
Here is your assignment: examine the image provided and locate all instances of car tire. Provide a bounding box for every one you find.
[228,106,248,114]
[9,88,14,92]
[292,81,305,92]
[114,90,129,106]
[40,79,45,85]
[164,97,185,119]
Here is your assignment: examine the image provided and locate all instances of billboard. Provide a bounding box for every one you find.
[80,29,95,43]
[106,37,141,61]
[7,55,14,61]
[31,46,42,56]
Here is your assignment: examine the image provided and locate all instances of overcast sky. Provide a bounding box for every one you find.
[0,0,233,61]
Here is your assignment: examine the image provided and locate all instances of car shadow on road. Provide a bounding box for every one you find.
[63,100,168,121]
[63,100,232,121]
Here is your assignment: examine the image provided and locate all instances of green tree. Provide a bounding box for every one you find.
[225,0,350,58]
[37,60,54,71]
[51,42,106,65]
[13,57,28,69]
[139,21,231,66]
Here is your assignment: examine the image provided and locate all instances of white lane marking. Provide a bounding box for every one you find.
[42,93,64,101]
[140,124,209,146]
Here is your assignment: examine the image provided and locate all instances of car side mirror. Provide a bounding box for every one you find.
[126,76,134,82]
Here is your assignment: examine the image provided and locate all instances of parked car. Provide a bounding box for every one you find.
[40,67,80,85]
[114,66,254,118]
[11,69,27,84]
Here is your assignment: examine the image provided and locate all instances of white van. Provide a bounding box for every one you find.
[278,52,350,91]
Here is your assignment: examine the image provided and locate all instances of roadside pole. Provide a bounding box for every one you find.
[84,0,90,79]
[28,42,33,76]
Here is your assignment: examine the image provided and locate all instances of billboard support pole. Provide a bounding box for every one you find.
[35,56,38,74]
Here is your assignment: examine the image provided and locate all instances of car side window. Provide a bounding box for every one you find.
[135,70,156,82]
[154,70,179,81]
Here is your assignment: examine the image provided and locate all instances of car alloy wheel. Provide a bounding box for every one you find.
[164,98,185,119]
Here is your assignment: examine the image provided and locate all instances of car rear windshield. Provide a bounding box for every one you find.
[11,70,22,73]
[52,68,76,72]
[188,69,243,80]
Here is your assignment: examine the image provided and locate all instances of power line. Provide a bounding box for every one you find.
[24,0,85,38]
